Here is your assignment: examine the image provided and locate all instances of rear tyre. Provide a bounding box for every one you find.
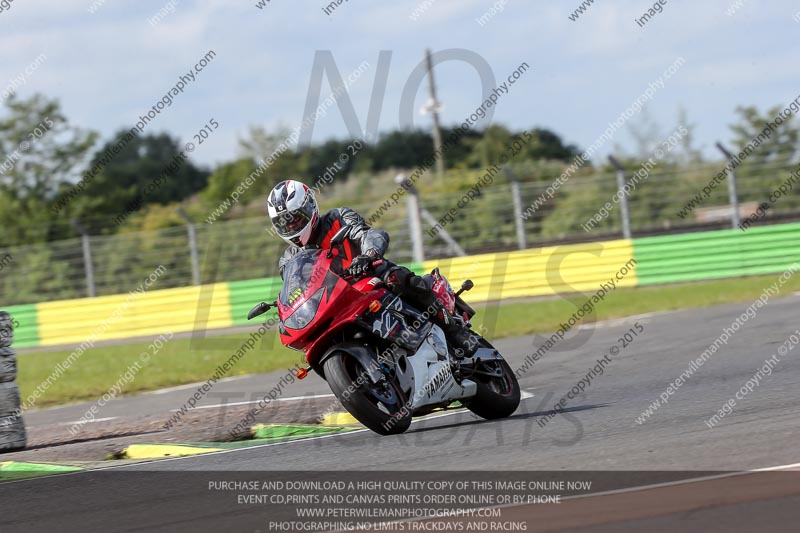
[0,348,17,383]
[324,352,411,436]
[463,355,521,420]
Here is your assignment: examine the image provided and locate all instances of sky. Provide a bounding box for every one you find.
[1,0,798,171]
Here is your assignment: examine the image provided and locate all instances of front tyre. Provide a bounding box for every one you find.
[324,352,411,436]
[463,356,521,420]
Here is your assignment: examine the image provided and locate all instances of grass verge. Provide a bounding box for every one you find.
[17,273,800,409]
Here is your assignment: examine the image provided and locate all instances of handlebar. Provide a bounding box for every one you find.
[342,259,384,280]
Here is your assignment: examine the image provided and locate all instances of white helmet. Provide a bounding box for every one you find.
[267,180,319,247]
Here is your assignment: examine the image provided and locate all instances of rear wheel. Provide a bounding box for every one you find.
[463,349,520,420]
[324,352,411,435]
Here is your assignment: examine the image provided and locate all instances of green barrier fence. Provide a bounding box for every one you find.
[228,276,284,327]
[1,303,39,348]
[5,222,800,349]
[633,222,800,285]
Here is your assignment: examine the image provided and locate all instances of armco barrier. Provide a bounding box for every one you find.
[228,277,283,327]
[423,240,637,302]
[5,222,800,348]
[35,282,232,347]
[0,304,38,349]
[633,222,800,285]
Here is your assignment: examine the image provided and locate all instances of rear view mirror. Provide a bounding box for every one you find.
[455,279,473,297]
[327,226,351,257]
[329,225,350,247]
[247,302,271,320]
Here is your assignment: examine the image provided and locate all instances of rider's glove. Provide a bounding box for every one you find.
[346,249,380,277]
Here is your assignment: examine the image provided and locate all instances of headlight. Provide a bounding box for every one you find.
[283,288,325,330]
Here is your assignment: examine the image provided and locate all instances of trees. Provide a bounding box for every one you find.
[237,125,290,163]
[461,125,578,170]
[79,131,209,223]
[0,94,97,300]
[299,138,357,182]
[520,128,580,162]
[369,129,434,170]
[463,125,515,168]
[730,105,798,163]
[201,158,260,209]
[2,107,587,245]
[0,94,96,245]
[727,106,800,211]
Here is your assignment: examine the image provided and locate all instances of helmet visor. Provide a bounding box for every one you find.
[271,203,315,238]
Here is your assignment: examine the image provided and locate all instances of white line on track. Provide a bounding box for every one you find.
[373,461,800,531]
[171,393,336,411]
[5,403,799,499]
[172,387,534,412]
[145,375,249,395]
[5,391,541,483]
[111,408,491,468]
[104,392,540,468]
[575,311,670,330]
[486,462,800,512]
[59,417,118,426]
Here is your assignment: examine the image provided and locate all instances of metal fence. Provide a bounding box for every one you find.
[418,153,800,256]
[1,154,798,306]
[0,201,414,306]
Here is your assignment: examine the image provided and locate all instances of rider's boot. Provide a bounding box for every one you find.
[426,297,480,358]
[379,264,480,358]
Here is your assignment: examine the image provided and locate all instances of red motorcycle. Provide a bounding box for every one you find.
[248,227,520,435]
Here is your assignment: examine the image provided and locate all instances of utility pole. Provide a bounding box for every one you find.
[715,142,742,230]
[177,207,201,286]
[422,49,445,177]
[396,174,425,263]
[503,167,527,249]
[608,155,633,240]
[70,219,96,298]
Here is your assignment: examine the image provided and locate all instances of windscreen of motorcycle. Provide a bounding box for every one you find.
[279,248,325,308]
[279,248,339,330]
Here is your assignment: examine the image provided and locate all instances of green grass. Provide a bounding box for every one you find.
[17,331,303,410]
[17,273,800,409]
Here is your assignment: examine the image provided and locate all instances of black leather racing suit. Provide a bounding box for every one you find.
[277,208,476,356]
[278,208,388,276]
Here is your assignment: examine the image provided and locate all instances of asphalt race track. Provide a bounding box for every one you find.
[136,294,799,472]
[3,295,800,531]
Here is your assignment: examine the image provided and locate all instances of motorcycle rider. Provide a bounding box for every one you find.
[267,179,478,357]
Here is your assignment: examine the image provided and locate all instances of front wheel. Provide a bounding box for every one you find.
[463,354,521,420]
[324,351,411,436]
